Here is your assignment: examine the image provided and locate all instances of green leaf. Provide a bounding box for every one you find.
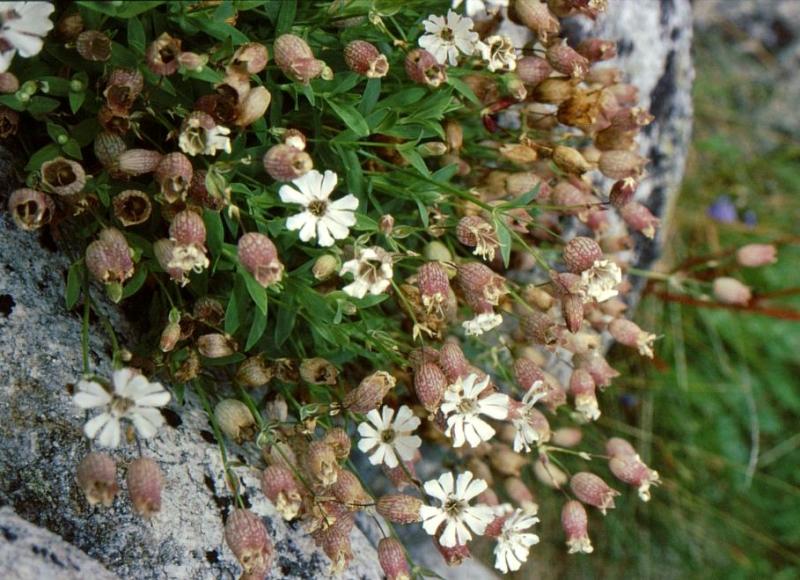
[77,1,164,17]
[397,146,430,177]
[0,94,25,111]
[359,78,381,116]
[25,144,59,171]
[203,210,224,258]
[122,265,148,299]
[225,277,246,335]
[242,270,268,315]
[65,262,82,310]
[354,213,379,232]
[127,17,146,54]
[275,0,297,34]
[447,76,481,106]
[189,13,249,43]
[69,90,86,114]
[274,303,296,347]
[325,97,370,137]
[46,123,68,144]
[245,307,268,351]
[27,96,60,117]
[494,219,512,268]
[376,87,426,110]
[61,138,83,160]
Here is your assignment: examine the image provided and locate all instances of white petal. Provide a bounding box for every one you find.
[83,413,111,439]
[329,194,359,212]
[420,509,447,536]
[279,184,311,206]
[461,476,488,502]
[364,408,383,429]
[130,411,158,439]
[286,210,311,232]
[439,521,460,548]
[320,215,351,240]
[357,435,377,453]
[97,417,121,448]
[393,406,420,432]
[112,368,135,393]
[394,435,421,460]
[316,221,335,247]
[382,446,399,468]
[368,443,387,466]
[3,30,43,57]
[343,279,370,299]
[135,389,171,408]
[478,393,510,420]
[74,381,112,408]
[319,170,339,198]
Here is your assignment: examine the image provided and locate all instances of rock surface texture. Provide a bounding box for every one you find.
[0,3,693,580]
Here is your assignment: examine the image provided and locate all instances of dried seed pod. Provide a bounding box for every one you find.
[378,538,411,580]
[305,440,339,487]
[235,355,273,388]
[214,399,256,444]
[344,40,389,78]
[598,150,647,180]
[552,145,592,175]
[511,0,560,42]
[117,148,162,176]
[343,371,396,413]
[76,30,111,61]
[8,188,54,231]
[41,157,85,196]
[127,457,163,518]
[331,468,371,508]
[299,357,338,385]
[562,500,593,553]
[238,232,284,288]
[546,41,590,78]
[576,38,617,62]
[570,472,620,514]
[85,228,134,284]
[405,49,446,88]
[620,201,659,239]
[261,465,303,520]
[76,452,118,507]
[155,152,193,202]
[563,236,603,273]
[197,333,237,358]
[231,42,269,75]
[113,190,152,227]
[413,362,446,413]
[322,428,351,460]
[376,494,423,524]
[273,34,324,83]
[0,105,19,137]
[712,277,752,305]
[146,32,181,76]
[104,68,144,114]
[225,509,274,577]
[236,86,272,127]
[609,177,638,208]
[94,131,126,171]
[532,77,575,104]
[262,144,313,181]
[608,318,656,358]
[516,55,553,86]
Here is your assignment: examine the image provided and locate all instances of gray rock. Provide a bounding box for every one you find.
[0,507,118,580]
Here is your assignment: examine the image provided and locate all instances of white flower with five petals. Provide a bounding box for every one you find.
[493,509,540,573]
[418,10,479,66]
[357,405,421,468]
[279,169,358,247]
[441,373,509,447]
[340,246,393,299]
[73,368,171,448]
[419,470,494,547]
[0,2,55,73]
[510,380,548,453]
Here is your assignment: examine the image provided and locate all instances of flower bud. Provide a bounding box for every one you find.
[532,77,574,104]
[113,190,152,227]
[511,0,560,42]
[570,369,599,421]
[215,399,256,444]
[177,51,207,71]
[236,86,272,127]
[86,228,134,284]
[41,157,85,196]
[516,56,552,86]
[378,538,411,580]
[117,148,163,176]
[231,43,269,75]
[273,34,324,83]
[609,177,638,208]
[76,452,118,507]
[414,362,447,413]
[155,152,193,202]
[299,357,338,385]
[0,71,20,93]
[261,465,303,520]
[343,371,396,413]
[305,441,339,487]
[423,240,453,262]
[197,333,237,358]
[546,42,589,78]
[736,244,777,268]
[563,237,603,273]
[609,455,660,501]
[127,457,163,518]
[237,232,284,288]
[533,455,568,488]
[235,355,273,388]
[608,318,656,358]
[405,49,446,88]
[8,188,54,231]
[620,201,659,239]
[570,472,620,514]
[263,143,313,181]
[146,33,181,76]
[489,446,528,477]
[505,477,538,515]
[599,150,647,180]
[103,68,144,114]
[76,30,111,61]
[376,494,422,524]
[344,40,389,78]
[577,38,617,62]
[159,321,181,352]
[552,145,592,175]
[312,254,339,280]
[552,427,583,447]
[225,509,274,577]
[520,310,558,345]
[561,500,593,553]
[712,277,752,305]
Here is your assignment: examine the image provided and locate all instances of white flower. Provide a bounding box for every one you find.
[73,368,171,448]
[419,470,495,547]
[581,259,622,303]
[441,373,509,448]
[279,169,358,247]
[575,392,601,422]
[0,2,55,73]
[462,311,503,336]
[477,35,517,72]
[340,246,393,299]
[493,509,540,573]
[511,381,548,453]
[167,244,210,274]
[178,115,231,157]
[357,405,421,468]
[452,0,509,18]
[418,10,479,66]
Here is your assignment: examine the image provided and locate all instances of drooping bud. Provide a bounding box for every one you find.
[197,333,237,358]
[599,150,647,180]
[8,188,54,231]
[561,500,593,554]
[712,277,752,305]
[225,509,274,577]
[516,56,552,86]
[570,369,599,421]
[609,454,660,501]
[546,42,589,78]
[146,33,181,76]
[305,441,339,487]
[457,262,507,309]
[511,0,560,43]
[405,49,446,88]
[608,318,656,358]
[177,51,207,71]
[113,190,152,227]
[342,371,396,413]
[378,538,411,580]
[570,472,620,515]
[76,452,118,507]
[413,362,447,414]
[41,157,85,196]
[230,43,269,75]
[117,148,163,176]
[573,352,619,389]
[236,86,272,127]
[552,145,593,175]
[331,468,371,509]
[159,321,181,352]
[214,399,256,444]
[321,524,354,574]
[261,464,303,520]
[609,177,638,208]
[577,38,617,62]
[418,261,451,314]
[262,144,313,181]
[533,455,568,488]
[86,228,134,285]
[456,216,500,261]
[344,40,389,78]
[620,201,660,239]
[736,244,777,267]
[273,34,324,84]
[155,152,193,202]
[76,30,111,61]
[312,254,339,280]
[520,310,558,346]
[0,71,20,93]
[103,68,144,114]
[563,237,603,274]
[376,494,423,524]
[552,427,583,447]
[489,445,528,477]
[238,232,284,288]
[126,457,163,518]
[235,355,273,388]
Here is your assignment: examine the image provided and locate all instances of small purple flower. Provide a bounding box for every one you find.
[707,195,737,223]
[742,209,758,228]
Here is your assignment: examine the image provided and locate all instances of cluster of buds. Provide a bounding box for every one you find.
[75,453,164,518]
